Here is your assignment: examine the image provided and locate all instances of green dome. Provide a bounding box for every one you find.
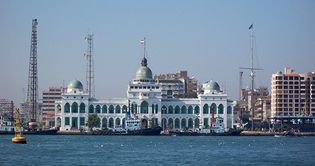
[204,80,220,92]
[67,80,83,91]
[135,66,152,80]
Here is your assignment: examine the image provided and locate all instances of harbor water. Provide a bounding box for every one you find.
[1,135,315,165]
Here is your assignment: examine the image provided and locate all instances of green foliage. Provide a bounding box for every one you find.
[86,114,100,130]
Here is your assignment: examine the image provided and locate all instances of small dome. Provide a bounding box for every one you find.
[204,80,220,93]
[67,80,83,93]
[135,66,152,80]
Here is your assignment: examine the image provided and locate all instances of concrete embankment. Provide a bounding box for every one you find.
[240,131,315,136]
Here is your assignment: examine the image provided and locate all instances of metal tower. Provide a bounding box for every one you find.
[26,19,39,123]
[85,34,95,98]
[240,24,263,131]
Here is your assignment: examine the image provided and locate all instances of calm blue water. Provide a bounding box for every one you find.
[0,135,315,166]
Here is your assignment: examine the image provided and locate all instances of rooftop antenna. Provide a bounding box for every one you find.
[240,24,263,131]
[84,33,95,98]
[26,19,39,124]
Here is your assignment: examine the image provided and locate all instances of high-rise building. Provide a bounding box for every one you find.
[234,87,270,127]
[271,67,315,118]
[154,70,198,98]
[0,99,14,121]
[41,87,64,127]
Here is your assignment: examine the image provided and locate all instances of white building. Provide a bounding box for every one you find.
[55,57,234,132]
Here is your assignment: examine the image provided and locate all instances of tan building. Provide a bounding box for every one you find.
[154,70,198,98]
[271,67,315,118]
[41,87,64,127]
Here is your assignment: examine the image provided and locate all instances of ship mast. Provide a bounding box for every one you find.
[240,24,263,131]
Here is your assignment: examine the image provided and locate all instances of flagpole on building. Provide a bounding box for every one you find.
[143,37,146,58]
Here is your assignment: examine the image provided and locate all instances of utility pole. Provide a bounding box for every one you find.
[26,19,39,124]
[85,33,95,98]
[240,24,263,131]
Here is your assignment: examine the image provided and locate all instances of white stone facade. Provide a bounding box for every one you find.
[55,58,234,132]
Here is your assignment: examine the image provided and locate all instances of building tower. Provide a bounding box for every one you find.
[26,19,39,124]
[85,34,95,98]
[240,24,263,130]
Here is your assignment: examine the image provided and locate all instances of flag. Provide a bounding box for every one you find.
[249,24,253,30]
[140,38,145,44]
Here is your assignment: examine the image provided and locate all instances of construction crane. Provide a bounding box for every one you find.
[26,19,39,129]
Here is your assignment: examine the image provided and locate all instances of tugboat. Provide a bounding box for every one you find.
[104,112,162,136]
[124,118,162,135]
[12,109,27,144]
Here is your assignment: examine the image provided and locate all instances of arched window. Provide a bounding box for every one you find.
[168,106,173,114]
[96,105,101,113]
[64,103,70,113]
[131,103,137,114]
[227,106,232,114]
[71,102,78,113]
[161,105,167,114]
[102,105,107,113]
[79,103,85,113]
[181,105,187,114]
[140,101,149,114]
[175,118,180,129]
[122,105,127,113]
[56,117,61,127]
[152,104,155,114]
[175,106,180,114]
[195,118,200,128]
[109,118,114,128]
[115,105,121,114]
[194,106,200,115]
[210,103,217,114]
[188,118,193,129]
[155,104,158,114]
[56,104,61,113]
[88,105,94,113]
[109,105,114,113]
[188,106,193,114]
[102,118,107,128]
[115,118,121,128]
[203,104,209,114]
[218,104,224,114]
[162,118,167,129]
[181,118,187,129]
[122,118,126,128]
[168,118,173,129]
[96,117,101,128]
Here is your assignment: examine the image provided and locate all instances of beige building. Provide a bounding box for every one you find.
[271,67,315,118]
[41,87,64,127]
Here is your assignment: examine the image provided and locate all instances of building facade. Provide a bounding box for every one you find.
[55,57,234,132]
[154,70,198,98]
[41,87,64,128]
[271,67,315,118]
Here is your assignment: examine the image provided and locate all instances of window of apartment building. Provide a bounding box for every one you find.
[276,76,283,80]
[289,77,293,80]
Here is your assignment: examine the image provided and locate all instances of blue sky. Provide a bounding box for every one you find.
[0,0,315,103]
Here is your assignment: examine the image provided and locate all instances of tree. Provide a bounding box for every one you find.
[86,114,100,131]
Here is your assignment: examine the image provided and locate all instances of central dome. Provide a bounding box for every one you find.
[203,80,220,93]
[135,66,152,80]
[134,57,153,80]
[67,80,83,93]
